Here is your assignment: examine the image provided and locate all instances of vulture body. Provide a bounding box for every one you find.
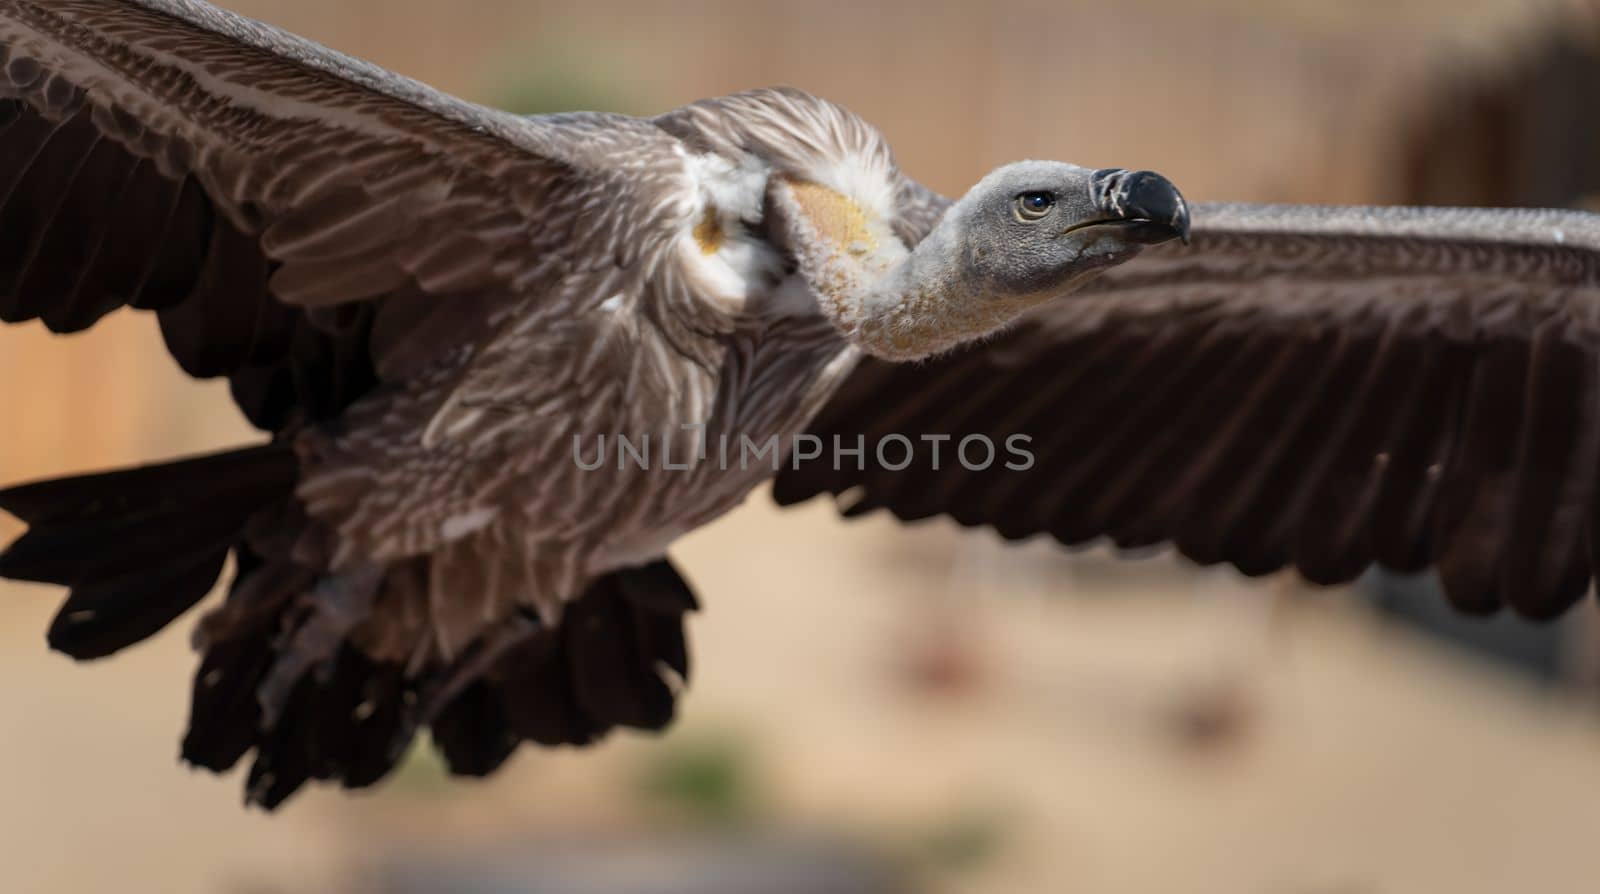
[3,0,1600,808]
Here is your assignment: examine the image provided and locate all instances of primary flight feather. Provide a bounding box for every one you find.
[2,0,1597,807]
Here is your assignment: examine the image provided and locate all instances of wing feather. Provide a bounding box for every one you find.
[780,200,1600,617]
[0,0,678,429]
[39,137,141,328]
[1500,321,1597,617]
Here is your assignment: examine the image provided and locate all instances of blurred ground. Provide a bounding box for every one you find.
[5,1,1600,892]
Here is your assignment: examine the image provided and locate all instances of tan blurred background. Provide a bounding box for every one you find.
[6,1,1600,892]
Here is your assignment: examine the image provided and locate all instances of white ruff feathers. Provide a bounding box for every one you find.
[671,91,901,315]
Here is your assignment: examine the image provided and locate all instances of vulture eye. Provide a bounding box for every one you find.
[1015,191,1056,221]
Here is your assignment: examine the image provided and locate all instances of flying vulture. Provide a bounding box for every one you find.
[3,0,1599,808]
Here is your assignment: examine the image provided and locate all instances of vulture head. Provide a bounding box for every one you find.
[773,161,1191,360]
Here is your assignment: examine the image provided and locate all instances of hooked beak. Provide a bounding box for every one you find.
[1076,168,1192,246]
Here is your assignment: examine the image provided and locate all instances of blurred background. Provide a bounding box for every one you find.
[6,0,1600,891]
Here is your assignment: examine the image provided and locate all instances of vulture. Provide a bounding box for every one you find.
[3,0,1600,808]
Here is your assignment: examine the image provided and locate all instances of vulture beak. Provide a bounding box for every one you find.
[1084,168,1192,246]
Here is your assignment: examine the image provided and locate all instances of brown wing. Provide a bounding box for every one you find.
[0,0,700,808]
[776,201,1600,619]
[0,0,652,429]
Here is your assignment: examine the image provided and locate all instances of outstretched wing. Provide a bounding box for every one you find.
[777,200,1600,618]
[0,0,705,808]
[0,0,667,429]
